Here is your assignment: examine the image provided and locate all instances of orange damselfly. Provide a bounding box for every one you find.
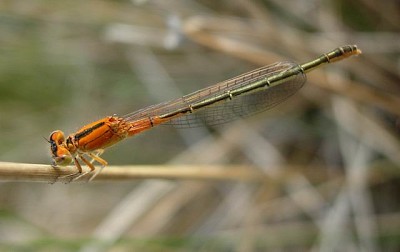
[49,45,361,181]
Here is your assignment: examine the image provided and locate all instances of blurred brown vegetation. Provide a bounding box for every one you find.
[0,0,399,251]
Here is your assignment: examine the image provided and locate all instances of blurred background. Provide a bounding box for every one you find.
[0,0,399,251]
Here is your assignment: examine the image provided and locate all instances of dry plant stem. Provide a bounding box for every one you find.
[0,162,398,184]
[0,162,267,183]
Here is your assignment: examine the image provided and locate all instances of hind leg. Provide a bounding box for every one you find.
[87,150,108,181]
[70,154,96,181]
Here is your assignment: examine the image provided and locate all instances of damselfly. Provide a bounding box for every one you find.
[49,45,361,181]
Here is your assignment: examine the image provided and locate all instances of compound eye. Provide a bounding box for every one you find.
[50,130,65,145]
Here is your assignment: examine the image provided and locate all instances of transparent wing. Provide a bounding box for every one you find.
[123,61,305,128]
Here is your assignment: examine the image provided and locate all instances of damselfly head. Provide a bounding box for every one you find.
[49,130,73,166]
